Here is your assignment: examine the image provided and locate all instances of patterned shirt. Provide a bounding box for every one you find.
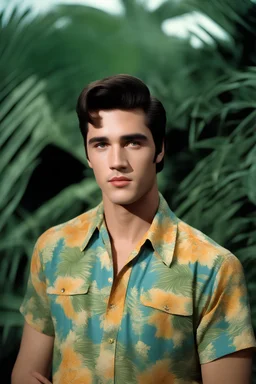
[20,193,256,384]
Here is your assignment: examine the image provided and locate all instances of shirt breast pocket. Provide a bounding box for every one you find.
[140,289,194,345]
[46,283,91,327]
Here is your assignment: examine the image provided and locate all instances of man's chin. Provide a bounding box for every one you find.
[110,197,136,206]
[106,191,139,206]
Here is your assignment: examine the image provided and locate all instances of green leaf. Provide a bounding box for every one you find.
[74,328,100,369]
[57,247,94,280]
[151,262,193,296]
[247,164,256,205]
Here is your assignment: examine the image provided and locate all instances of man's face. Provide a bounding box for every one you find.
[86,109,164,206]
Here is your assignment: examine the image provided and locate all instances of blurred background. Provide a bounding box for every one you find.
[0,0,256,382]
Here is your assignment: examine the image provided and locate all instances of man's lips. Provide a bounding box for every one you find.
[109,177,131,182]
[108,177,131,187]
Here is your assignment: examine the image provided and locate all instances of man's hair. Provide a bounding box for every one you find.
[76,74,166,173]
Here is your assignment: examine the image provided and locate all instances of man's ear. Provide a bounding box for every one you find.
[85,146,92,168]
[87,158,92,169]
[156,141,165,164]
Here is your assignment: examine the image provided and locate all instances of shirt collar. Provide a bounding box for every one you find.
[80,193,178,267]
[80,201,104,251]
[146,193,178,267]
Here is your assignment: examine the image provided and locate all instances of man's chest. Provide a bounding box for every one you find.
[46,245,198,384]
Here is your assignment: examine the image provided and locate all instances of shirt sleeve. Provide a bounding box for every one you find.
[20,240,54,336]
[197,253,256,364]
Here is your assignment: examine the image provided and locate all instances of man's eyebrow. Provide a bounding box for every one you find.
[120,134,148,142]
[88,134,148,145]
[88,136,109,145]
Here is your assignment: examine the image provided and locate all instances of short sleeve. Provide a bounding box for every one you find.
[197,254,256,364]
[20,240,54,336]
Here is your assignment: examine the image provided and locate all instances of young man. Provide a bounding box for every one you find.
[12,75,255,384]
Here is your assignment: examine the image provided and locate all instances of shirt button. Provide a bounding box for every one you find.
[108,277,113,283]
[108,338,115,344]
[61,288,65,293]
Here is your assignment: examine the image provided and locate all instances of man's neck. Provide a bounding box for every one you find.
[103,185,159,245]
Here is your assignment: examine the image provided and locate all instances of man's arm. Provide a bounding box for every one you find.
[201,348,254,384]
[11,322,54,384]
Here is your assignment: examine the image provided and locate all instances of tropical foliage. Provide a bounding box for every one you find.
[0,0,255,382]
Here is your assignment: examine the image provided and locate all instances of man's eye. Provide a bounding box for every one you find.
[95,143,107,149]
[127,141,140,147]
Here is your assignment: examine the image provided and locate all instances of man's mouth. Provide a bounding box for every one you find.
[109,176,131,187]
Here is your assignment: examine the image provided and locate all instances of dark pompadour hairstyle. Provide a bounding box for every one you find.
[76,74,166,173]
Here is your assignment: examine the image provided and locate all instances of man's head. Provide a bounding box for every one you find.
[76,74,166,173]
[76,74,166,206]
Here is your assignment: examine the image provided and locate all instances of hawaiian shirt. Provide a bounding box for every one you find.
[20,193,256,384]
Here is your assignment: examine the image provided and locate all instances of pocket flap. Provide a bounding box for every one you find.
[47,283,90,296]
[140,288,192,316]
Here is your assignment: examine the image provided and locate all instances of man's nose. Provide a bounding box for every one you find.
[109,146,128,170]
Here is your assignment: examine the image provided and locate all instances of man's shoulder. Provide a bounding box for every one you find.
[175,218,232,268]
[35,204,100,252]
